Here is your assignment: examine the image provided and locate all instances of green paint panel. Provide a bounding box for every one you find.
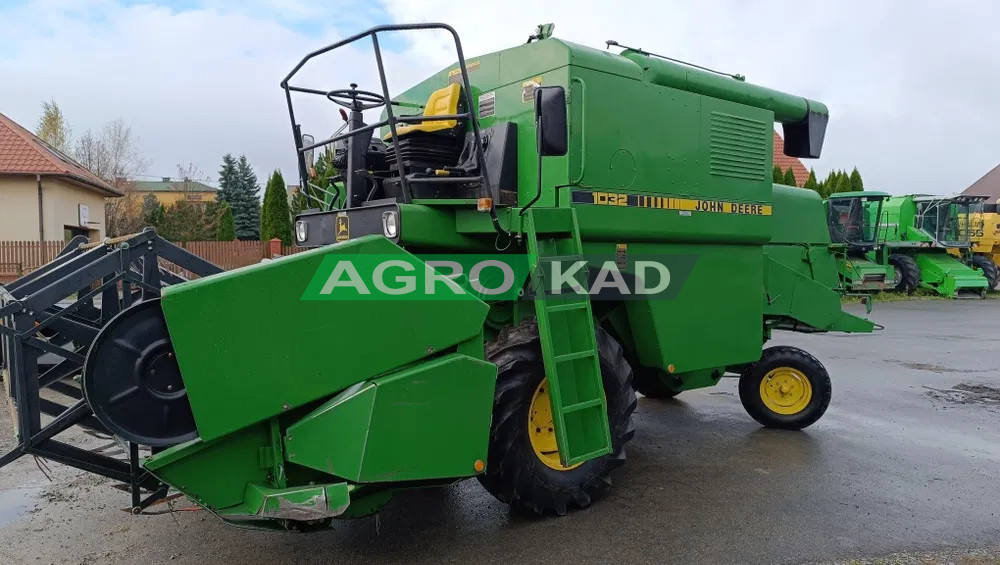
[913,252,988,296]
[143,424,272,512]
[160,235,489,441]
[772,185,831,244]
[763,246,871,332]
[764,186,874,332]
[623,243,761,372]
[285,353,496,482]
[837,257,894,292]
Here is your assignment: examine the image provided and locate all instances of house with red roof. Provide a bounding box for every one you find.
[774,131,809,186]
[961,163,1000,203]
[0,112,120,241]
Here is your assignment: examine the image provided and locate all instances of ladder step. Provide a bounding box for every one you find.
[539,254,584,262]
[545,302,589,313]
[562,399,604,413]
[567,447,610,462]
[554,350,596,364]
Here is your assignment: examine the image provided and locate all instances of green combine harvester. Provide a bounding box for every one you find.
[824,191,894,291]
[877,194,990,297]
[1,23,872,529]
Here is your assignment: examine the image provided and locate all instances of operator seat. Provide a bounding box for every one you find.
[382,84,468,179]
[383,83,465,141]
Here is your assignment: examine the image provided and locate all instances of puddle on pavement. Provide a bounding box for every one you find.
[0,487,41,528]
[924,383,1000,408]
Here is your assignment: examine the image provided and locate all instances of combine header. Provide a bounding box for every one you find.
[2,23,873,529]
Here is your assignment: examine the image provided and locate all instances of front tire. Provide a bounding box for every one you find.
[888,254,920,294]
[739,346,831,430]
[478,321,636,515]
[972,254,998,290]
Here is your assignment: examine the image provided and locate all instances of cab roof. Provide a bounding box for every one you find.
[827,190,890,199]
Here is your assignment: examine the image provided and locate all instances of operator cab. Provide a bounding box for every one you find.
[826,191,889,253]
[280,25,527,247]
[912,194,988,248]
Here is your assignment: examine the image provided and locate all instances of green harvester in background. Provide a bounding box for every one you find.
[877,194,990,297]
[0,23,875,531]
[824,191,895,292]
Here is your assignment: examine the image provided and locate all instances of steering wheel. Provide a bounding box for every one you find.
[326,83,386,111]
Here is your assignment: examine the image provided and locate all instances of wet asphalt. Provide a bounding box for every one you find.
[0,299,998,565]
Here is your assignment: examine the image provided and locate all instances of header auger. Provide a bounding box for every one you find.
[3,23,872,530]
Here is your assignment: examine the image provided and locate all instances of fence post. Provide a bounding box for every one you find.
[268,239,282,258]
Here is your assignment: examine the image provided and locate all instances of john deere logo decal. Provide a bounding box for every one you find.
[335,215,350,242]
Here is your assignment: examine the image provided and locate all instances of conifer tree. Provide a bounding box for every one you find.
[217,154,238,205]
[217,203,235,241]
[231,155,261,240]
[261,170,292,246]
[773,165,784,183]
[782,168,797,187]
[804,168,819,194]
[849,167,864,192]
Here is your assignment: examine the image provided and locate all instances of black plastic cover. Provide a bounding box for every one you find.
[782,110,828,159]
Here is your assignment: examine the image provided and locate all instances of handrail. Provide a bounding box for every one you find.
[279,22,510,241]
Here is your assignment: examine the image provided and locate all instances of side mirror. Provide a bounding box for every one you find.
[534,86,567,157]
[301,133,315,170]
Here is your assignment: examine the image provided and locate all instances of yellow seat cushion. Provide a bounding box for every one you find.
[384,83,461,140]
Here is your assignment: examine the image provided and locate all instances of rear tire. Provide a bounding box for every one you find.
[739,346,831,430]
[888,254,920,294]
[478,321,636,515]
[972,254,998,290]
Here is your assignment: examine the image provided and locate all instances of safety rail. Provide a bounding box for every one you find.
[279,23,492,210]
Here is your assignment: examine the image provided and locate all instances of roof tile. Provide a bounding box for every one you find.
[0,111,120,196]
[961,163,1000,202]
[773,131,810,187]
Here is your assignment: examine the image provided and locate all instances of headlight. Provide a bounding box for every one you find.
[295,220,308,242]
[382,211,398,238]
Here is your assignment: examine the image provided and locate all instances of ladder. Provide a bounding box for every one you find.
[524,208,611,467]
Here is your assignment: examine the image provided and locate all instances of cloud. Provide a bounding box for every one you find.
[0,0,421,187]
[378,0,1000,193]
[1,0,998,195]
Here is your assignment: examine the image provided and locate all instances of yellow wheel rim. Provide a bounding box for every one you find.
[759,367,813,415]
[528,378,582,471]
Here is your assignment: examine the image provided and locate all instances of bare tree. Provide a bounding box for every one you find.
[75,120,151,237]
[176,162,210,184]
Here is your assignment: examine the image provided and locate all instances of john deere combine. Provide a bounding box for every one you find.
[1,23,871,529]
[824,191,894,291]
[878,194,990,297]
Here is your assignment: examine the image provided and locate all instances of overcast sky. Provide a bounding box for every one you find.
[1,0,998,194]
